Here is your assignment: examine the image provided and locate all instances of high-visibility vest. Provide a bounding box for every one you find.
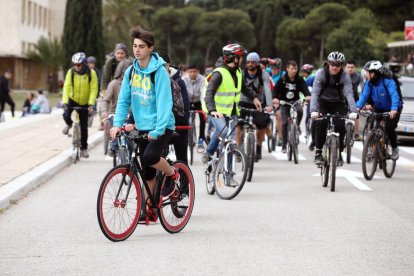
[201,67,242,116]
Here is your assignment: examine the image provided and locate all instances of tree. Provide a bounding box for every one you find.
[62,0,104,70]
[302,3,351,62]
[102,0,152,55]
[326,9,378,64]
[151,6,188,58]
[26,37,64,93]
[196,9,256,66]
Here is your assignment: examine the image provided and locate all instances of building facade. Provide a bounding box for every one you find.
[0,0,66,90]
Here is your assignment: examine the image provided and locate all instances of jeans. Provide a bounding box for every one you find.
[206,116,231,155]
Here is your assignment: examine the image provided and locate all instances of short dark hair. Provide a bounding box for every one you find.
[38,90,43,95]
[346,60,356,66]
[129,26,154,47]
[157,51,170,64]
[188,64,198,70]
[285,60,297,68]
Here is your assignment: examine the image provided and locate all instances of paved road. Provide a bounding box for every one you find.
[1,139,414,275]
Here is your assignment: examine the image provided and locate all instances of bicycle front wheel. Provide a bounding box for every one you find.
[292,125,298,164]
[214,146,247,200]
[159,161,195,233]
[329,138,338,192]
[246,132,255,182]
[205,161,216,195]
[97,166,142,242]
[362,132,378,180]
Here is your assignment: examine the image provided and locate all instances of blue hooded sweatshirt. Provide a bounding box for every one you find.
[113,53,175,139]
[356,77,402,111]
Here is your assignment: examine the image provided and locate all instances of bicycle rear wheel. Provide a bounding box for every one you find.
[214,146,247,200]
[159,161,195,233]
[329,138,338,192]
[267,120,274,153]
[362,132,378,180]
[103,119,110,155]
[321,144,329,187]
[205,161,216,195]
[382,138,396,178]
[246,132,255,182]
[97,166,142,242]
[345,122,353,164]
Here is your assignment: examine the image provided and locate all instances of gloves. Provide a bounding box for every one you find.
[348,112,358,120]
[311,112,319,119]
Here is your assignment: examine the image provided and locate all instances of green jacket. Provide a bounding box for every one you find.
[62,68,98,106]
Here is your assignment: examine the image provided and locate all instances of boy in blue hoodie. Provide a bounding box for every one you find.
[110,26,178,198]
[356,60,402,160]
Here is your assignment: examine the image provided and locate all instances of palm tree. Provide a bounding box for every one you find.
[26,36,64,93]
[103,0,153,53]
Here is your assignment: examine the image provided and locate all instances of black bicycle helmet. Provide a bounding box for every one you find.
[222,44,247,63]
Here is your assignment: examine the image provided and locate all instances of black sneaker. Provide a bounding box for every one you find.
[254,153,261,162]
[337,154,344,167]
[161,169,179,198]
[314,152,323,165]
[309,141,315,151]
[281,146,287,154]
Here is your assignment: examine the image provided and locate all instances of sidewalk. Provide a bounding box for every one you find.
[0,109,103,209]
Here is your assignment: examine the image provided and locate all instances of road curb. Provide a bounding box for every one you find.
[0,131,103,210]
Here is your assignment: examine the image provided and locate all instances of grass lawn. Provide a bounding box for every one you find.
[11,90,62,110]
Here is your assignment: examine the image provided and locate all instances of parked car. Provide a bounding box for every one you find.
[396,76,414,143]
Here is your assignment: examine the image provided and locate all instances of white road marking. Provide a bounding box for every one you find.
[313,168,375,191]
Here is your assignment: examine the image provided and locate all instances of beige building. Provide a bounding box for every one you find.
[0,0,66,90]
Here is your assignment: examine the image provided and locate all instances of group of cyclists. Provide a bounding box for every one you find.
[62,26,403,198]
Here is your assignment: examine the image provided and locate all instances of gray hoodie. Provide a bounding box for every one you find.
[182,74,206,103]
[310,68,356,112]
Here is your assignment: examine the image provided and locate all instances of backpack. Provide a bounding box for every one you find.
[319,66,345,103]
[129,67,185,117]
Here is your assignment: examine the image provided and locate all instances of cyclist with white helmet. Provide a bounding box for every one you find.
[62,52,99,158]
[201,44,262,163]
[237,52,272,161]
[310,51,358,165]
[355,60,403,160]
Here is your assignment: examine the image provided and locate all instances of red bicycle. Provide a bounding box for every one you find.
[97,128,195,242]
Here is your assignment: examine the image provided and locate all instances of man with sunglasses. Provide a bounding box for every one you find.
[237,52,272,161]
[310,51,358,166]
[62,52,99,158]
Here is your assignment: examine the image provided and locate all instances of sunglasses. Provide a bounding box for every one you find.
[247,61,258,65]
[74,63,82,67]
[329,62,342,68]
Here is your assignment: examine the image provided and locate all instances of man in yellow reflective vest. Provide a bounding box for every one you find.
[202,44,262,163]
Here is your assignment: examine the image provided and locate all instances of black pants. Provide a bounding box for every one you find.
[190,101,206,141]
[171,115,189,164]
[315,100,347,152]
[138,129,173,180]
[375,108,401,148]
[0,94,15,117]
[63,99,89,150]
[280,102,303,147]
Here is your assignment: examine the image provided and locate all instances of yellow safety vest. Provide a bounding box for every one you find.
[201,67,242,116]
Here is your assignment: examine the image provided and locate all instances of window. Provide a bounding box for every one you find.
[22,0,26,23]
[33,2,37,26]
[28,1,31,24]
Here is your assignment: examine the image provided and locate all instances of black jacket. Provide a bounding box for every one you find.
[273,74,310,102]
[0,76,10,99]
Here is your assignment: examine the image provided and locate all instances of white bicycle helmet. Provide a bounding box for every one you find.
[72,52,86,64]
[246,52,260,63]
[327,51,345,63]
[368,60,383,71]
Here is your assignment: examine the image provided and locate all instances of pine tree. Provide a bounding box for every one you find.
[62,0,104,70]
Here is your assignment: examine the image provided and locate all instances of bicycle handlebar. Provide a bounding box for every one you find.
[315,113,347,121]
[359,110,390,118]
[279,99,303,107]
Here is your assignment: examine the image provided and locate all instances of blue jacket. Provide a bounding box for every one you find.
[356,77,402,111]
[114,53,175,139]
